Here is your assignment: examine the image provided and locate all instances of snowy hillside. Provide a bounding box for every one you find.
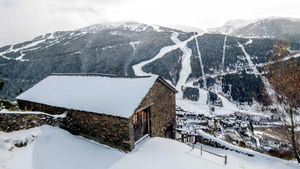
[210,17,300,40]
[0,21,300,114]
[208,19,253,34]
[0,125,298,169]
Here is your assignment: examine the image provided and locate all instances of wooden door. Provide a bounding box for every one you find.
[133,109,149,142]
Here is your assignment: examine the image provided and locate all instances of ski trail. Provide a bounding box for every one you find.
[174,35,192,93]
[132,32,196,77]
[237,40,279,106]
[221,35,228,73]
[15,51,29,62]
[194,33,207,89]
[237,41,259,74]
[132,32,180,77]
[124,41,139,76]
[0,46,13,60]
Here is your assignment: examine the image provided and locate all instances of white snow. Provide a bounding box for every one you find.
[237,40,280,106]
[283,52,300,61]
[194,33,207,89]
[15,51,29,62]
[0,125,298,169]
[78,21,157,33]
[132,32,199,98]
[0,126,124,169]
[221,35,228,73]
[177,89,240,116]
[167,24,204,33]
[208,19,253,34]
[132,32,196,78]
[258,52,300,67]
[0,109,67,119]
[124,41,140,76]
[175,33,194,97]
[0,38,48,61]
[132,32,179,77]
[16,75,158,118]
[245,39,253,45]
[237,41,259,74]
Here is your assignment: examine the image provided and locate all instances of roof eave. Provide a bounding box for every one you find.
[157,76,178,93]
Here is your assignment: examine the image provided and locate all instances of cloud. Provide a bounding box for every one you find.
[0,0,300,46]
[0,0,126,46]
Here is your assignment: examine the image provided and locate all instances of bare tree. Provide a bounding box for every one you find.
[267,42,300,163]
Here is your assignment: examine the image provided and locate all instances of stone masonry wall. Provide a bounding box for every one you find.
[0,110,133,152]
[63,110,133,152]
[0,113,64,132]
[135,79,176,138]
[18,100,67,115]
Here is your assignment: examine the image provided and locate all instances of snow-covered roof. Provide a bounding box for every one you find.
[16,75,161,118]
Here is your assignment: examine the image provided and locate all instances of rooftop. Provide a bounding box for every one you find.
[17,75,160,118]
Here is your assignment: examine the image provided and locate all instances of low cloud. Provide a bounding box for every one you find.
[0,0,300,46]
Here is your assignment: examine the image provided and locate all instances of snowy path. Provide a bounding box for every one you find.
[175,34,196,97]
[237,41,259,74]
[194,33,207,89]
[221,36,228,73]
[0,37,54,61]
[124,41,140,76]
[237,40,279,106]
[15,51,28,61]
[132,32,180,77]
[257,51,300,67]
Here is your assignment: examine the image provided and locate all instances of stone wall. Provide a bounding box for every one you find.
[0,110,133,151]
[135,79,176,138]
[63,110,133,152]
[0,113,64,132]
[18,100,67,115]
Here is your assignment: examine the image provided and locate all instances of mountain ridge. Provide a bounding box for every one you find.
[209,17,300,41]
[0,21,299,114]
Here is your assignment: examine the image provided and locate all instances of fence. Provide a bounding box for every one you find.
[187,142,228,165]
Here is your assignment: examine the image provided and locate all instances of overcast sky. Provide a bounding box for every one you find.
[0,0,300,46]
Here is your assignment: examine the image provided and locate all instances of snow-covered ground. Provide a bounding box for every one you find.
[0,109,67,118]
[0,125,298,169]
[176,88,252,117]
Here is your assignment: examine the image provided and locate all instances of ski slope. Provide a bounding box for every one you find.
[221,35,228,73]
[132,32,199,98]
[237,40,279,106]
[194,33,207,89]
[132,32,196,77]
[237,41,259,74]
[176,88,241,116]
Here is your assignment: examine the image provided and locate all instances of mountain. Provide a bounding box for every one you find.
[210,17,300,42]
[167,24,204,33]
[0,21,300,113]
[208,19,253,34]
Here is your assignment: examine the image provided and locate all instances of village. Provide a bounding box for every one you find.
[175,106,293,159]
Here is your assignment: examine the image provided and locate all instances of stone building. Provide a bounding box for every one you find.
[16,74,176,151]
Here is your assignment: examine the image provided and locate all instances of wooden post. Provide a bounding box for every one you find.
[224,155,227,165]
[200,146,202,156]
